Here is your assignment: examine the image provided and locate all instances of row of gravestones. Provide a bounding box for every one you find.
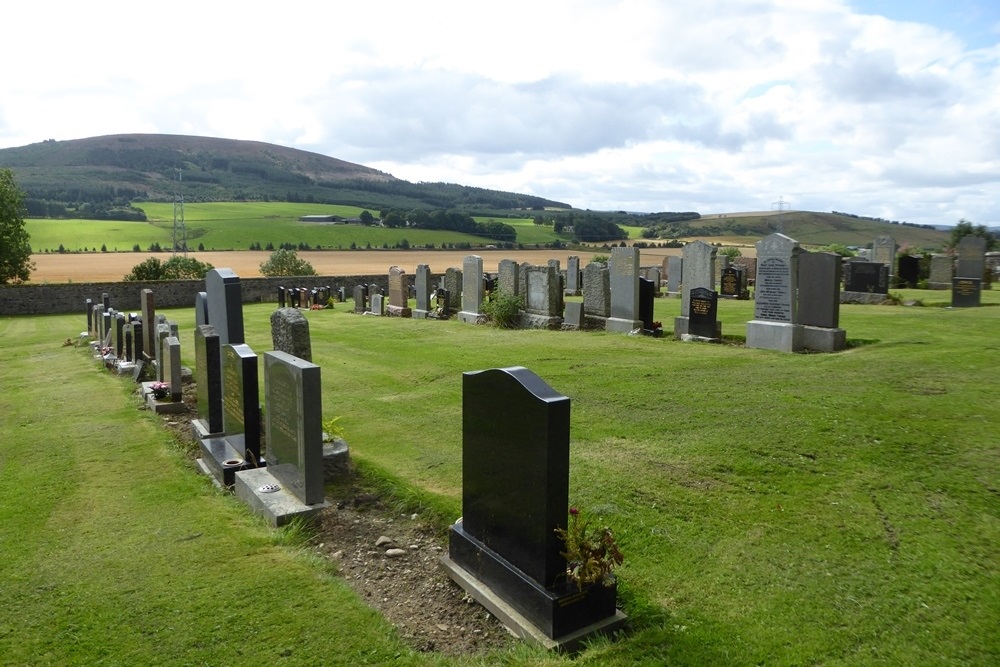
[80,269,627,649]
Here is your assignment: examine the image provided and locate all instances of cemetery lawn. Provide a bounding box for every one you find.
[3,289,999,665]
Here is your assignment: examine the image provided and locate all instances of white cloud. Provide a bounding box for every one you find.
[0,0,997,226]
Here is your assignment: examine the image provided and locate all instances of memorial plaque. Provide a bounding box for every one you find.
[688,287,718,338]
[952,277,982,308]
[264,351,324,505]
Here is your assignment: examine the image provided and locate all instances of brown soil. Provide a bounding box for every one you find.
[150,380,516,657]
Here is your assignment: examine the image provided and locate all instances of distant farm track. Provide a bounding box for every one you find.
[29,248,709,283]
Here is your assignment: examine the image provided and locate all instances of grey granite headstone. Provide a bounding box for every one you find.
[270,308,312,362]
[444,268,463,310]
[582,262,610,319]
[369,293,385,316]
[263,351,325,505]
[195,291,210,327]
[606,247,642,333]
[458,255,484,324]
[747,233,803,352]
[565,256,581,296]
[444,366,623,643]
[164,336,183,402]
[956,236,987,278]
[872,236,896,274]
[92,304,102,339]
[498,259,520,297]
[646,266,661,295]
[798,251,846,351]
[522,265,562,328]
[414,264,433,318]
[681,241,716,316]
[205,268,245,346]
[928,254,953,289]
[666,256,683,294]
[563,302,584,329]
[353,284,367,313]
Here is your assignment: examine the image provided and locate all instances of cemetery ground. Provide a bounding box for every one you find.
[2,291,998,665]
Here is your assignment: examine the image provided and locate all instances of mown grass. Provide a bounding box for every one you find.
[26,203,568,253]
[3,288,998,665]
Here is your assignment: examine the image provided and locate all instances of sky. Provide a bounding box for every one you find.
[1,0,998,226]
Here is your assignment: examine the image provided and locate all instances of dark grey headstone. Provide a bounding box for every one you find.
[195,324,223,434]
[798,252,841,329]
[264,351,324,505]
[688,287,719,338]
[270,308,312,362]
[164,336,182,402]
[124,324,133,362]
[897,255,920,288]
[415,264,433,312]
[952,277,982,307]
[277,286,286,308]
[85,298,93,334]
[114,313,126,359]
[956,236,987,279]
[844,262,889,293]
[140,289,156,361]
[639,277,655,330]
[132,322,144,363]
[205,268,245,346]
[354,284,367,313]
[101,292,110,311]
[195,291,210,327]
[222,344,261,466]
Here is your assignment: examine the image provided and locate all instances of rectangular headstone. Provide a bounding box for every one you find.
[896,255,920,288]
[205,268,245,346]
[124,323,134,362]
[498,259,520,297]
[140,289,156,361]
[195,291,210,327]
[747,233,803,352]
[387,266,412,317]
[194,324,224,435]
[872,236,896,271]
[222,344,261,466]
[582,262,610,318]
[666,256,683,293]
[264,351,324,505]
[354,284,367,313]
[639,277,655,330]
[956,236,987,278]
[688,287,719,338]
[458,256,485,323]
[681,241,716,315]
[414,264,433,314]
[565,256,581,296]
[114,313,126,359]
[132,322,144,365]
[277,286,286,308]
[843,262,889,293]
[444,268,463,310]
[85,298,93,334]
[952,277,982,307]
[929,254,953,288]
[797,251,841,328]
[606,247,641,332]
[163,336,183,402]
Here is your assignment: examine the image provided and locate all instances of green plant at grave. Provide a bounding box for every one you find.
[480,290,523,329]
[554,507,623,591]
[322,416,345,442]
[258,248,317,277]
[149,381,169,399]
[591,253,610,264]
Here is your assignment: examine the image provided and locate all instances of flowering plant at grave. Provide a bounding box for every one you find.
[554,506,624,590]
[150,381,170,399]
[651,321,663,331]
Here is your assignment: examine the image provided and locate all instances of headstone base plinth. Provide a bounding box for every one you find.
[457,310,484,324]
[234,467,329,527]
[115,362,136,375]
[746,320,803,352]
[680,333,721,344]
[802,326,846,352]
[412,309,432,319]
[444,524,626,649]
[582,315,607,330]
[386,305,412,318]
[840,291,892,305]
[199,436,262,487]
[604,317,643,334]
[673,316,689,337]
[520,313,563,330]
[191,418,224,443]
[322,438,352,482]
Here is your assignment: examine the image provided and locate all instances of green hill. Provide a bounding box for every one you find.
[0,134,570,214]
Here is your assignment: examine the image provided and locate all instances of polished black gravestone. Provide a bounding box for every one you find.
[205,268,244,346]
[199,343,261,487]
[192,325,224,440]
[443,367,622,645]
[897,255,920,288]
[720,266,748,299]
[843,262,888,293]
[952,277,982,308]
[688,287,720,339]
[277,286,286,308]
[85,298,93,334]
[639,277,655,331]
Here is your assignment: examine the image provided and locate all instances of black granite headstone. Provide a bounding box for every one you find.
[639,277,655,330]
[124,324,133,362]
[436,288,451,318]
[447,367,617,639]
[86,298,93,333]
[277,286,286,308]
[688,287,719,338]
[101,292,110,311]
[115,314,126,359]
[195,324,224,435]
[897,255,920,288]
[843,262,889,293]
[205,268,245,346]
[200,343,262,487]
[132,322,144,363]
[952,277,982,308]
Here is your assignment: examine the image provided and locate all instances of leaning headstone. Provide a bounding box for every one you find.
[687,287,720,340]
[140,289,156,361]
[565,256,581,296]
[458,256,485,324]
[746,233,803,352]
[270,308,312,362]
[605,247,643,333]
[521,265,562,329]
[666,256,683,295]
[928,254,953,289]
[234,351,329,526]
[442,367,625,648]
[198,343,262,488]
[675,241,716,337]
[797,251,846,351]
[205,268,245,346]
[413,264,433,319]
[191,324,224,441]
[387,266,412,317]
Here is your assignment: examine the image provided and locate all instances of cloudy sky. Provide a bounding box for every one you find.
[2,0,997,226]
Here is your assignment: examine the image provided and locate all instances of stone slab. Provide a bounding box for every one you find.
[746,320,803,352]
[802,326,847,352]
[233,467,329,528]
[605,317,643,334]
[440,555,627,652]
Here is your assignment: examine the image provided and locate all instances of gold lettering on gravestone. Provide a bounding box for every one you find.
[954,279,976,296]
[223,356,244,431]
[722,274,736,293]
[267,364,300,468]
[692,299,710,316]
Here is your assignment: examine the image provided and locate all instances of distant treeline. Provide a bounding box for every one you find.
[375,208,518,242]
[24,184,148,220]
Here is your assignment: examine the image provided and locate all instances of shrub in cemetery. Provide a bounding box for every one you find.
[123,256,215,281]
[259,248,317,277]
[480,290,524,329]
[0,168,34,284]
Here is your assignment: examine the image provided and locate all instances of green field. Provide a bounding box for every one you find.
[25,202,570,252]
[2,291,998,665]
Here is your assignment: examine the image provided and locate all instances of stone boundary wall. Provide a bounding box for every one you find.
[0,273,442,316]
